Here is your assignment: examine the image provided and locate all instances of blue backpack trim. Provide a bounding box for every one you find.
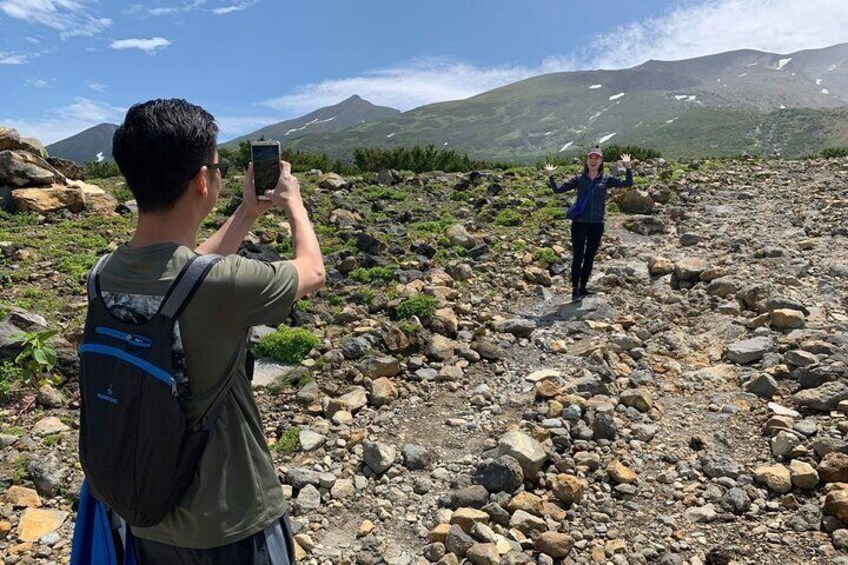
[95,327,153,348]
[79,344,175,391]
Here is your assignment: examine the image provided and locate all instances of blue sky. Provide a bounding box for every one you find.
[1,0,847,144]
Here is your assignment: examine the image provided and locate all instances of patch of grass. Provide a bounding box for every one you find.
[607,202,622,215]
[42,433,62,447]
[350,265,397,284]
[273,428,300,455]
[533,247,559,265]
[395,294,438,320]
[365,187,407,201]
[13,455,28,482]
[495,209,522,226]
[293,299,312,312]
[450,190,472,202]
[538,206,565,221]
[254,326,320,365]
[820,146,848,159]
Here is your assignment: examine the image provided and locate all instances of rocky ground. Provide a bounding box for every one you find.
[1,127,848,564]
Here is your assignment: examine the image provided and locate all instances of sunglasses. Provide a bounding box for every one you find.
[195,158,230,179]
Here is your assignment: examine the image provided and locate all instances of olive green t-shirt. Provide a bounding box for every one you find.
[96,242,298,549]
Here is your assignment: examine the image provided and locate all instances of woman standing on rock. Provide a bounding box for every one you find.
[544,146,633,301]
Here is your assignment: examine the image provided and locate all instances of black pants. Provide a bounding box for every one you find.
[133,514,295,565]
[570,221,604,290]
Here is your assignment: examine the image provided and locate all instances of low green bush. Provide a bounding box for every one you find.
[254,326,319,365]
[495,209,522,226]
[395,295,438,320]
[273,428,300,454]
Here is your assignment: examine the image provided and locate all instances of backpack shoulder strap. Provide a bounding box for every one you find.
[86,254,112,301]
[158,254,224,320]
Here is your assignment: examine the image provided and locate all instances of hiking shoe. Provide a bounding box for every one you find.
[572,289,581,301]
[578,286,596,297]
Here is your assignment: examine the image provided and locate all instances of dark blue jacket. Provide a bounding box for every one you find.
[549,169,633,223]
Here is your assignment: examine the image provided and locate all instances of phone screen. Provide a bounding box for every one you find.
[252,144,280,195]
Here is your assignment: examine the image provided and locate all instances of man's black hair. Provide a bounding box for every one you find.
[112,99,218,213]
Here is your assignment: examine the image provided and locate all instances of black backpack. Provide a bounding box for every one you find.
[78,253,225,528]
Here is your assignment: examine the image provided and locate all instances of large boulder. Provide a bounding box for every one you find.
[618,189,654,214]
[12,185,85,214]
[317,172,348,190]
[724,337,773,364]
[47,157,85,180]
[0,128,47,157]
[0,150,63,187]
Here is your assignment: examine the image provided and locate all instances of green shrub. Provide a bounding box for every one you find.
[366,187,407,201]
[601,145,662,162]
[353,145,496,173]
[273,428,300,455]
[10,329,58,385]
[83,159,122,179]
[820,146,848,159]
[395,295,438,320]
[350,265,397,283]
[495,209,522,226]
[533,248,559,265]
[254,326,320,364]
[450,190,472,202]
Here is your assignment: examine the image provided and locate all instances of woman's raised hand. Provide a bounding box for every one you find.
[620,154,632,169]
[543,164,556,173]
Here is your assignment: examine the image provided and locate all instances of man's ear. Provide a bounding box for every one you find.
[189,166,209,198]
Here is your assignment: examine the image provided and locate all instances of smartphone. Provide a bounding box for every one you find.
[251,140,281,198]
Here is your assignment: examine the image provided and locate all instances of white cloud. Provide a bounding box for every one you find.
[585,0,848,69]
[124,0,207,18]
[212,1,256,15]
[262,57,561,116]
[214,113,286,141]
[109,37,172,53]
[86,81,107,92]
[1,97,124,145]
[25,78,51,88]
[0,0,113,38]
[0,51,29,64]
[265,0,848,118]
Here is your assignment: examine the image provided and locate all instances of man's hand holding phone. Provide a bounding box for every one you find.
[264,160,304,216]
[241,162,273,218]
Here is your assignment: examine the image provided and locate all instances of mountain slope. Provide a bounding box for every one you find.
[286,43,848,160]
[45,123,118,164]
[223,95,400,147]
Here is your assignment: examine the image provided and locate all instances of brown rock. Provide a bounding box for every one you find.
[755,464,792,493]
[648,256,674,276]
[535,379,561,400]
[450,507,489,533]
[607,460,637,484]
[465,543,500,565]
[552,473,586,506]
[428,523,451,543]
[12,185,84,214]
[825,490,848,523]
[369,377,397,407]
[317,172,347,190]
[1,486,42,508]
[534,531,575,558]
[819,453,848,483]
[0,150,62,187]
[382,325,409,353]
[789,460,819,489]
[619,388,653,412]
[771,309,805,330]
[506,492,543,515]
[0,520,11,540]
[47,157,85,180]
[17,508,68,542]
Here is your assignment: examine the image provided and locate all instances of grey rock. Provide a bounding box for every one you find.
[492,318,537,338]
[27,454,66,499]
[794,381,848,411]
[401,444,432,471]
[788,502,822,532]
[473,455,524,493]
[444,524,476,557]
[724,337,773,364]
[363,441,396,475]
[742,373,778,399]
[720,487,751,514]
[701,452,742,479]
[294,484,321,513]
[496,431,548,478]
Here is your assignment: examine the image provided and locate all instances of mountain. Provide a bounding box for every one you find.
[46,123,118,164]
[223,95,401,148]
[286,43,848,160]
